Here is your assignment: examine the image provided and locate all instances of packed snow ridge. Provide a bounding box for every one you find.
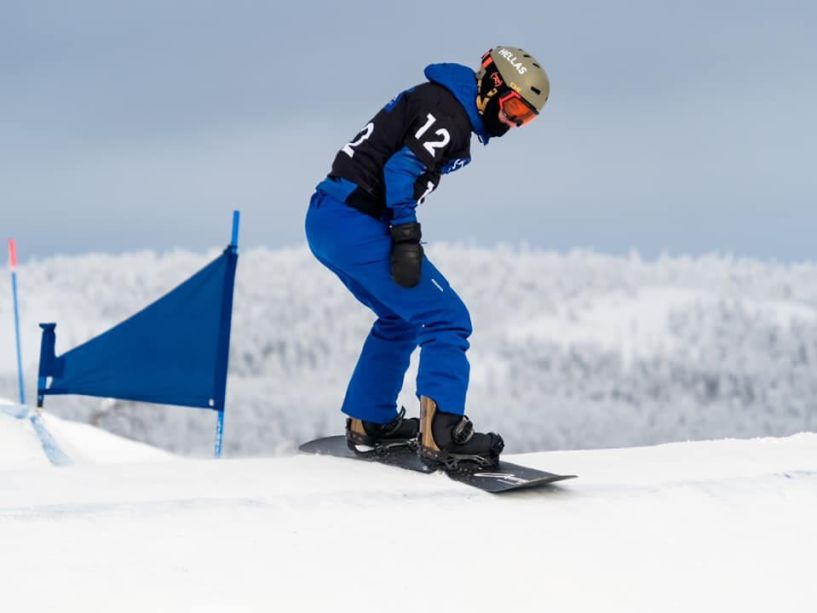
[1,403,815,612]
[1,245,816,456]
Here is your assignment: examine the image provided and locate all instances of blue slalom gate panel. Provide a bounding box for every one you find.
[37,213,239,426]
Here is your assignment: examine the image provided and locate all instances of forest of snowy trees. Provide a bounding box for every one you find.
[2,244,816,456]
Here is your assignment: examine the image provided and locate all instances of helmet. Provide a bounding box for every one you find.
[476,46,550,136]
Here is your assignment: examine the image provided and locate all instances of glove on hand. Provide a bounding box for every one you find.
[389,222,423,288]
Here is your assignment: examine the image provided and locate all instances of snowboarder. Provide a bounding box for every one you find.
[305,46,550,468]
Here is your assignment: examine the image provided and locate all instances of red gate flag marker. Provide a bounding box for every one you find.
[8,237,26,405]
[8,239,17,270]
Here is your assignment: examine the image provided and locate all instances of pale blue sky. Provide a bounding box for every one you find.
[2,0,816,261]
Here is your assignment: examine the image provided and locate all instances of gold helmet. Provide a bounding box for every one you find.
[477,46,550,134]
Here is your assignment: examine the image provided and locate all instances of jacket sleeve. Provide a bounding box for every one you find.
[383,146,427,225]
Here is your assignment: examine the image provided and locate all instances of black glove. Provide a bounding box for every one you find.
[390,222,423,288]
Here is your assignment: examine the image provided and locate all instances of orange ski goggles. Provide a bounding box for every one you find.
[498,90,538,127]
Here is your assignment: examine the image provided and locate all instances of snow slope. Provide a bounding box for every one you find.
[0,401,170,466]
[1,407,815,612]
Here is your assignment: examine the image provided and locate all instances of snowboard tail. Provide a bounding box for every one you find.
[299,435,576,493]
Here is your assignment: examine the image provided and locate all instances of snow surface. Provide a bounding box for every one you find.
[0,404,171,466]
[1,405,815,612]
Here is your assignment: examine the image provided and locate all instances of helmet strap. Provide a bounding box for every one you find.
[476,85,498,114]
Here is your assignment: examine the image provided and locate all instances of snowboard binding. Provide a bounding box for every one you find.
[346,407,420,456]
[418,396,504,471]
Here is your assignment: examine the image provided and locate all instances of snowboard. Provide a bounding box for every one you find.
[299,435,576,494]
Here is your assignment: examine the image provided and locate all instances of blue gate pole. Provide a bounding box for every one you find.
[231,210,240,248]
[214,409,225,458]
[8,239,26,406]
[213,210,240,458]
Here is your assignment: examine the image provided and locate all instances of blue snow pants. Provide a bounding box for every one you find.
[305,189,472,423]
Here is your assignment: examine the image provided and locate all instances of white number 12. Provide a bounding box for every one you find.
[414,113,450,157]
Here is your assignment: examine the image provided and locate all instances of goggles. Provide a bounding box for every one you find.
[498,90,538,127]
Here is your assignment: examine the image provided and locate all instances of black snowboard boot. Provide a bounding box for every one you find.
[418,396,504,469]
[346,407,420,453]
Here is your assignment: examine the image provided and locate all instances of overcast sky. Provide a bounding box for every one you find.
[2,0,816,261]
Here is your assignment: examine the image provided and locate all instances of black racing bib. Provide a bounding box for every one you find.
[329,83,472,208]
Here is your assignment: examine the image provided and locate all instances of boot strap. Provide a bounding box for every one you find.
[380,406,407,436]
[452,416,475,445]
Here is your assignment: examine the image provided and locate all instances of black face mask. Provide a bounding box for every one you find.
[481,94,511,138]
